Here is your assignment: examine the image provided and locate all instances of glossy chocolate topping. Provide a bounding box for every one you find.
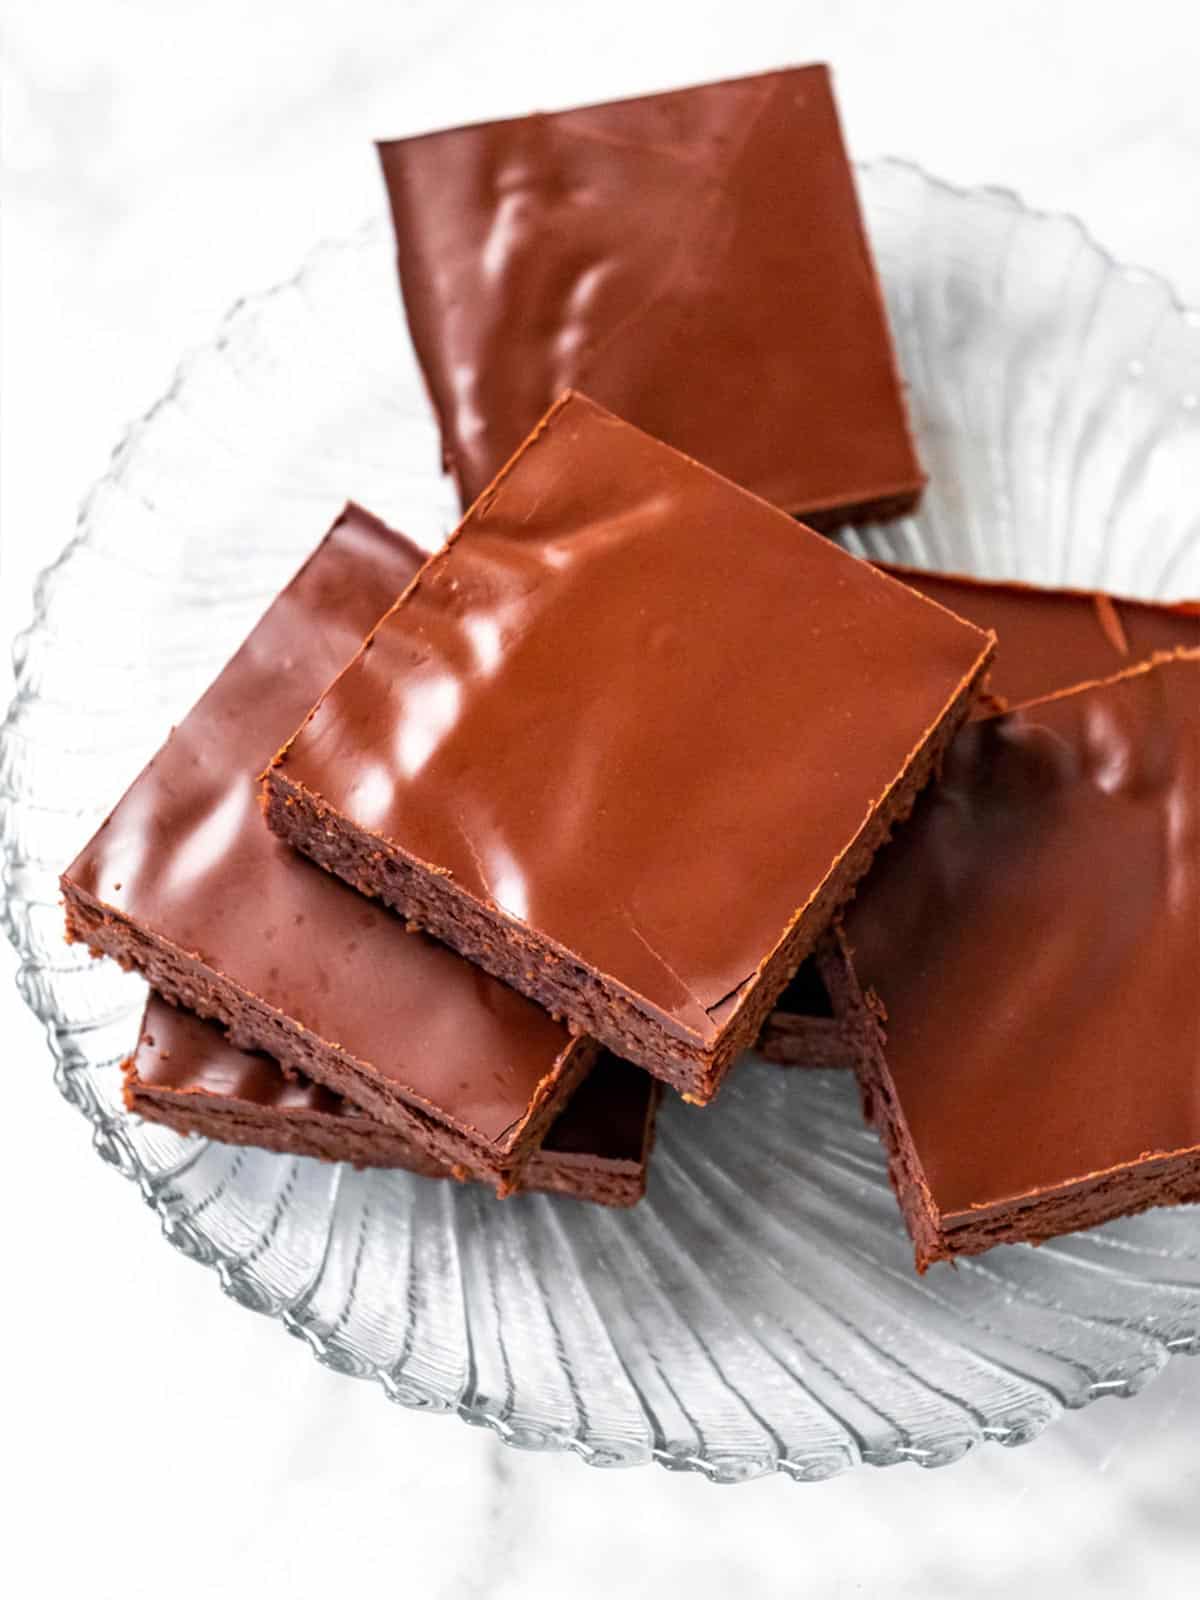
[880,563,1200,710]
[132,996,654,1165]
[64,505,578,1145]
[378,63,922,521]
[846,654,1200,1222]
[272,394,992,1047]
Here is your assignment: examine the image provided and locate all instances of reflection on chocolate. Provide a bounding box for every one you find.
[379,63,923,525]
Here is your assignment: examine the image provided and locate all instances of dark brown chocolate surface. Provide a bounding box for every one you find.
[128,997,659,1205]
[267,394,992,1097]
[843,653,1200,1267]
[378,63,922,524]
[880,563,1200,712]
[62,504,591,1182]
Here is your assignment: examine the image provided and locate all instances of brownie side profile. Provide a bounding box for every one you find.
[760,566,1200,1061]
[378,63,923,525]
[834,652,1200,1270]
[266,394,993,1101]
[126,998,660,1207]
[62,505,594,1190]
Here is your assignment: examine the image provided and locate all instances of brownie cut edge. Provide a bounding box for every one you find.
[836,652,1200,1269]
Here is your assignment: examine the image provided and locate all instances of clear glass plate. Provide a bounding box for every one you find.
[4,161,1200,1484]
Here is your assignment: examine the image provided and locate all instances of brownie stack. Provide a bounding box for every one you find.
[63,63,1200,1271]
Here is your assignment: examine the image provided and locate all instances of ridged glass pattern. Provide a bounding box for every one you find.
[3,162,1199,1482]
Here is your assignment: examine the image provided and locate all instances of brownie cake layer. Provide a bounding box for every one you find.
[62,505,595,1190]
[266,394,993,1101]
[760,566,1200,1064]
[378,63,923,526]
[840,652,1200,1269]
[128,998,660,1207]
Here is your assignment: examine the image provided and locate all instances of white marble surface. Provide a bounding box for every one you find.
[3,2,1200,1595]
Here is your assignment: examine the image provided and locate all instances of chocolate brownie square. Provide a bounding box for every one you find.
[378,63,923,526]
[840,653,1200,1268]
[266,394,993,1100]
